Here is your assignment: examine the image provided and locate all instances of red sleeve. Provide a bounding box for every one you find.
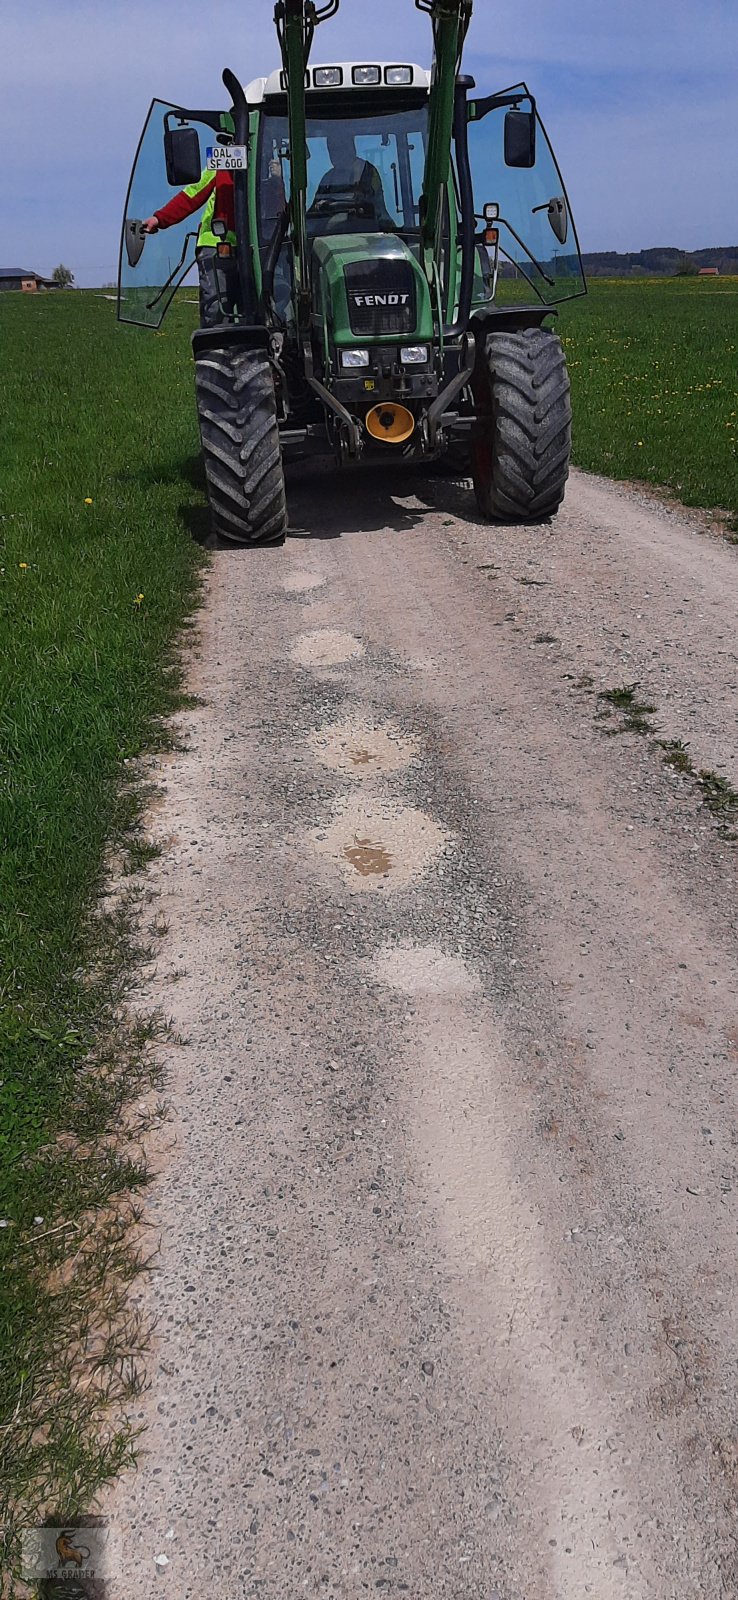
[154,176,216,228]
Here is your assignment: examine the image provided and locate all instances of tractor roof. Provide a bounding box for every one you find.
[246,62,430,103]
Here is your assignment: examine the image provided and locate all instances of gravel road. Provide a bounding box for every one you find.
[106,466,738,1599]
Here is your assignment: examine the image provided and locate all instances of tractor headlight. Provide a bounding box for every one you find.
[341,348,370,368]
[385,66,413,85]
[400,345,429,365]
[313,66,343,87]
[352,65,381,85]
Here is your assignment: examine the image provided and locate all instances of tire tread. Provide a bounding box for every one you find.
[471,328,572,522]
[194,348,287,544]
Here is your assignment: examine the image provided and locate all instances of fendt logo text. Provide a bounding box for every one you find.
[351,293,410,307]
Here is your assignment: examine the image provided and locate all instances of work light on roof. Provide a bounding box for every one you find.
[352,64,381,85]
[385,65,413,84]
[313,66,343,86]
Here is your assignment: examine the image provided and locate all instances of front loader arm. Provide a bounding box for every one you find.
[416,0,473,280]
[274,0,338,330]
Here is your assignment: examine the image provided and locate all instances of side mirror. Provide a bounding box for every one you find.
[504,109,536,169]
[164,124,202,187]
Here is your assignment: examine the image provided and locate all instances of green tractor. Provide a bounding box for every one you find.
[118,0,585,543]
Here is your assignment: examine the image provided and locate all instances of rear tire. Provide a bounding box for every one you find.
[194,346,287,545]
[471,328,571,521]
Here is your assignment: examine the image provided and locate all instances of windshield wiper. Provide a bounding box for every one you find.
[145,230,199,311]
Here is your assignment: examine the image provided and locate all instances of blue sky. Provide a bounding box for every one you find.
[3,0,736,284]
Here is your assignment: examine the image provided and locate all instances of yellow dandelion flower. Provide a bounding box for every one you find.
[19,562,28,570]
[84,497,93,505]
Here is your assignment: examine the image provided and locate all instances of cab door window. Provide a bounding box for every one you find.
[119,99,222,328]
[467,84,585,305]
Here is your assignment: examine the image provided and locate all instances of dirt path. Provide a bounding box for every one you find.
[106,467,738,1599]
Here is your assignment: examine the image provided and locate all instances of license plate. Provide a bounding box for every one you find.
[206,144,247,171]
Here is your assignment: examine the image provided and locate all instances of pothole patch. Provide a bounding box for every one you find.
[345,838,394,876]
[282,568,326,594]
[370,942,480,995]
[291,629,364,668]
[309,717,419,778]
[312,796,448,892]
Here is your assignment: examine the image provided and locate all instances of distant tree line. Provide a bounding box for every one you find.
[580,247,737,278]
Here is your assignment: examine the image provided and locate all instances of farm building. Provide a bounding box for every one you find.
[0,267,59,292]
[698,267,720,277]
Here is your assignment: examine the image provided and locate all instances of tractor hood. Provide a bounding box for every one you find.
[310,234,433,348]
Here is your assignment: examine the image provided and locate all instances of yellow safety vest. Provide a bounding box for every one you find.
[181,170,237,249]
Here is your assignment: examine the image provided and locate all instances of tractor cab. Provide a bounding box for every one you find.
[251,61,431,237]
[249,66,437,394]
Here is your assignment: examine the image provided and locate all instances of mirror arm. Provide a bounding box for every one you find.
[164,108,226,137]
[469,88,536,122]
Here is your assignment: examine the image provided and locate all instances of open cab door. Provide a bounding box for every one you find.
[467,84,586,307]
[118,99,228,328]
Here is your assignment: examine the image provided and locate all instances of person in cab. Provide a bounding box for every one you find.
[308,128,394,232]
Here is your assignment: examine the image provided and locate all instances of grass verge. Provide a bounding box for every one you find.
[561,277,738,529]
[0,290,205,1572]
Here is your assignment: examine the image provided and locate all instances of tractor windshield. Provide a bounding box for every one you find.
[258,104,428,242]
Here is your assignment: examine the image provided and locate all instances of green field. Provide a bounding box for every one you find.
[0,274,735,1555]
[562,276,738,526]
[0,291,205,1545]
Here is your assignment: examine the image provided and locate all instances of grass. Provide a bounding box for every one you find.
[560,277,738,527]
[0,289,205,1562]
[659,737,693,774]
[598,683,657,736]
[592,692,737,839]
[660,741,738,838]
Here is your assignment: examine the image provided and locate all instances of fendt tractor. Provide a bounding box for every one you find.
[118,0,586,543]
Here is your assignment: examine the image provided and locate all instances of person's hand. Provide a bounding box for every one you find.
[143,216,160,233]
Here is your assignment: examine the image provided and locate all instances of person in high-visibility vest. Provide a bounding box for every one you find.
[144,169,238,327]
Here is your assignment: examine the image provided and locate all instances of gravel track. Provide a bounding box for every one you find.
[105,466,738,1599]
